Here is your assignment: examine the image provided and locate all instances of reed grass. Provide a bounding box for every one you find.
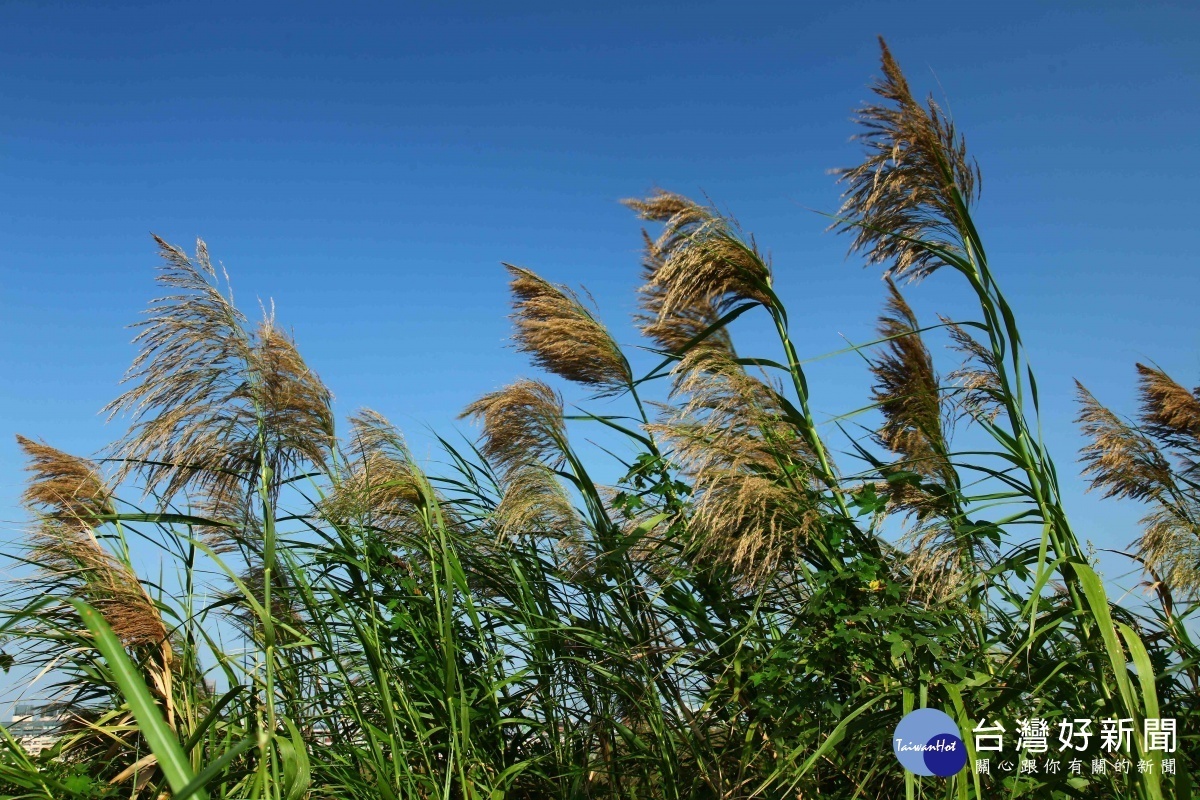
[1,40,1195,800]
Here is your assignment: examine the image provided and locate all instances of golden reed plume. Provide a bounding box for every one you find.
[462,380,584,545]
[652,348,821,582]
[870,281,952,494]
[1077,365,1200,597]
[506,264,631,393]
[624,190,773,327]
[104,237,335,548]
[17,436,169,652]
[833,39,980,280]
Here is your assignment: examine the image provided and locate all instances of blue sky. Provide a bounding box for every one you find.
[1,0,1198,604]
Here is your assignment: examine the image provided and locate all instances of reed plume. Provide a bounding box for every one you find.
[870,281,954,499]
[326,410,429,539]
[1136,363,1200,463]
[506,264,631,393]
[653,348,821,581]
[833,38,980,280]
[493,464,584,544]
[867,289,981,599]
[1078,367,1200,598]
[624,191,773,325]
[17,437,167,652]
[1139,505,1200,599]
[1076,382,1173,502]
[461,379,587,544]
[944,318,1004,423]
[633,229,736,359]
[462,379,568,478]
[105,237,335,546]
[16,435,114,528]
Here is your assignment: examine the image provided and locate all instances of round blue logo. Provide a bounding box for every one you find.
[892,708,967,777]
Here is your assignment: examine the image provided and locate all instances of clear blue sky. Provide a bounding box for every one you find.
[1,0,1198,601]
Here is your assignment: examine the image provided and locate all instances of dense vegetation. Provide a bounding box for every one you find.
[1,42,1195,799]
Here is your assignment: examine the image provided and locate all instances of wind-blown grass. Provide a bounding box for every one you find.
[0,40,1195,800]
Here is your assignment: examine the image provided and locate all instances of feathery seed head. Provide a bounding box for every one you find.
[833,39,980,280]
[634,230,737,359]
[1078,366,1200,601]
[17,436,114,529]
[944,318,1004,423]
[493,465,584,544]
[18,440,169,651]
[506,264,631,392]
[1139,505,1200,598]
[252,317,337,468]
[622,191,713,250]
[1136,364,1200,447]
[325,410,428,538]
[624,191,773,334]
[1076,381,1173,502]
[869,283,954,511]
[461,379,568,479]
[653,349,821,582]
[105,237,335,537]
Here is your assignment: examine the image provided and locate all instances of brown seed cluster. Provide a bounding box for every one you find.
[506,264,631,393]
[870,281,953,498]
[625,190,773,329]
[833,38,980,280]
[104,237,335,549]
[1077,365,1200,595]
[17,437,168,651]
[652,348,821,582]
